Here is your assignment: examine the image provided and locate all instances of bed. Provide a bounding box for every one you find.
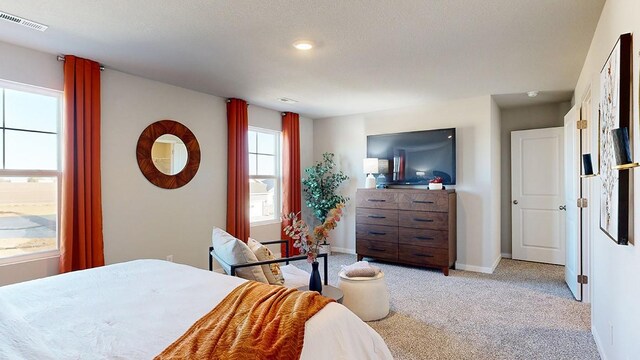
[0,259,392,359]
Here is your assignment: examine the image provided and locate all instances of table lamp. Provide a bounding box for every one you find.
[363,158,379,188]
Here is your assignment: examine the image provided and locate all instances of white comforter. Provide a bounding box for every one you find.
[0,259,392,359]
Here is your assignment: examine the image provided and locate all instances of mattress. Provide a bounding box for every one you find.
[0,259,392,359]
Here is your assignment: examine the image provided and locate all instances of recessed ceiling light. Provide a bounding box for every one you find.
[278,97,298,104]
[293,40,314,50]
[527,91,540,98]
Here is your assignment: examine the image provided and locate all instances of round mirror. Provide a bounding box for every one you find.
[136,120,200,189]
[151,134,188,175]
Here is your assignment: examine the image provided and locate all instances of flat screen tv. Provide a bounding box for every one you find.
[367,128,456,185]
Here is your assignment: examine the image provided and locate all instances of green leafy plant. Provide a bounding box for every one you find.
[302,153,349,224]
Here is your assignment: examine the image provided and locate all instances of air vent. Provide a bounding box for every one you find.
[0,11,48,32]
[278,97,298,104]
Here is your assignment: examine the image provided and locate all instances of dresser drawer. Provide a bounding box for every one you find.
[356,190,398,209]
[399,244,449,267]
[399,211,448,230]
[399,228,448,248]
[357,239,398,262]
[398,191,448,212]
[356,224,398,243]
[356,208,398,226]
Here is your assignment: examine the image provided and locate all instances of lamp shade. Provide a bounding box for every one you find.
[363,158,379,174]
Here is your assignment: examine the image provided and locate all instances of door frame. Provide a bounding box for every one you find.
[580,85,593,303]
[511,127,566,265]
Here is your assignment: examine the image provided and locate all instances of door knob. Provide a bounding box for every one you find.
[559,205,566,211]
[513,200,518,205]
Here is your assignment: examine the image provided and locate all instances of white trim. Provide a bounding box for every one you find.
[250,219,281,227]
[0,78,62,95]
[331,247,356,255]
[0,251,59,266]
[501,252,512,259]
[455,256,501,274]
[591,325,608,360]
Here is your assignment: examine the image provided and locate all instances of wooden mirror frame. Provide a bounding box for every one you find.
[136,120,200,189]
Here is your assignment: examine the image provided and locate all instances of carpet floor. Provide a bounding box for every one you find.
[293,253,599,360]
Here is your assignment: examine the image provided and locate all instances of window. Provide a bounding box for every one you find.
[248,127,281,224]
[0,80,62,262]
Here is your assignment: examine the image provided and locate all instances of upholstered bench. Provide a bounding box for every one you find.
[336,270,390,321]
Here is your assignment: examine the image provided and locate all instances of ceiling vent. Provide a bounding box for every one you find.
[278,97,298,104]
[0,11,48,32]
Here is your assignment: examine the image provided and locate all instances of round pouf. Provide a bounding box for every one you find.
[337,270,390,321]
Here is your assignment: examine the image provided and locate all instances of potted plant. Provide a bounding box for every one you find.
[301,153,349,247]
[428,176,444,190]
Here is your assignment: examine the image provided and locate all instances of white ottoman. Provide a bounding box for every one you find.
[337,270,390,321]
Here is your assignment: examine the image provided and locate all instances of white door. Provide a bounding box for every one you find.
[564,106,581,300]
[511,127,565,265]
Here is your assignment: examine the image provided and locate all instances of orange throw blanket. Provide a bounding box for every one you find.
[155,281,334,360]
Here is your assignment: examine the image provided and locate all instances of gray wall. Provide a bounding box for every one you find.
[500,102,571,256]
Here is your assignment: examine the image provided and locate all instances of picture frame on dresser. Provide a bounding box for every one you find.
[355,188,456,276]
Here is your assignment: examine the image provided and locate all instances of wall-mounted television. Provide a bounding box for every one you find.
[367,128,456,185]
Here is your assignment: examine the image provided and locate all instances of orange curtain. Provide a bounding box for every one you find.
[60,55,105,273]
[281,112,301,256]
[226,99,250,242]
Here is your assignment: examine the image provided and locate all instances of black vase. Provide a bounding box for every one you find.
[309,261,322,294]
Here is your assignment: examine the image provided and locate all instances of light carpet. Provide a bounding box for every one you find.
[293,253,599,360]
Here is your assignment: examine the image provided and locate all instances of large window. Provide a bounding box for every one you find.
[0,81,61,262]
[248,127,281,224]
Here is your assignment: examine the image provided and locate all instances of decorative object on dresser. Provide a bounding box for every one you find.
[355,188,457,275]
[428,176,444,190]
[363,158,379,188]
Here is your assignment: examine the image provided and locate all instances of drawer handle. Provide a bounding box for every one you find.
[415,236,435,241]
[368,199,386,202]
[368,247,386,252]
[369,231,387,236]
[413,253,434,258]
[367,215,387,219]
[414,218,434,222]
[413,200,435,204]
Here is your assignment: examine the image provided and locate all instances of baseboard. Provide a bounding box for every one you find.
[331,247,356,255]
[501,252,512,259]
[592,325,608,360]
[455,256,501,274]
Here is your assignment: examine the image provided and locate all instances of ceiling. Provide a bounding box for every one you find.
[0,0,604,118]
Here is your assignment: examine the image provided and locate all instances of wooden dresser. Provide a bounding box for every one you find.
[355,188,456,275]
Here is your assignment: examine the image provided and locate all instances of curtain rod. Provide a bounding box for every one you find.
[225,99,250,106]
[57,55,105,71]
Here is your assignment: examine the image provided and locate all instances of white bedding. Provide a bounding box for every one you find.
[0,259,392,359]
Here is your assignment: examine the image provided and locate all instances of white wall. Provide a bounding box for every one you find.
[0,41,63,91]
[313,96,501,272]
[572,0,640,358]
[0,42,63,286]
[101,71,228,269]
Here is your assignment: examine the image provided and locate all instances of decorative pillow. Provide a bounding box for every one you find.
[211,228,268,283]
[248,238,285,285]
